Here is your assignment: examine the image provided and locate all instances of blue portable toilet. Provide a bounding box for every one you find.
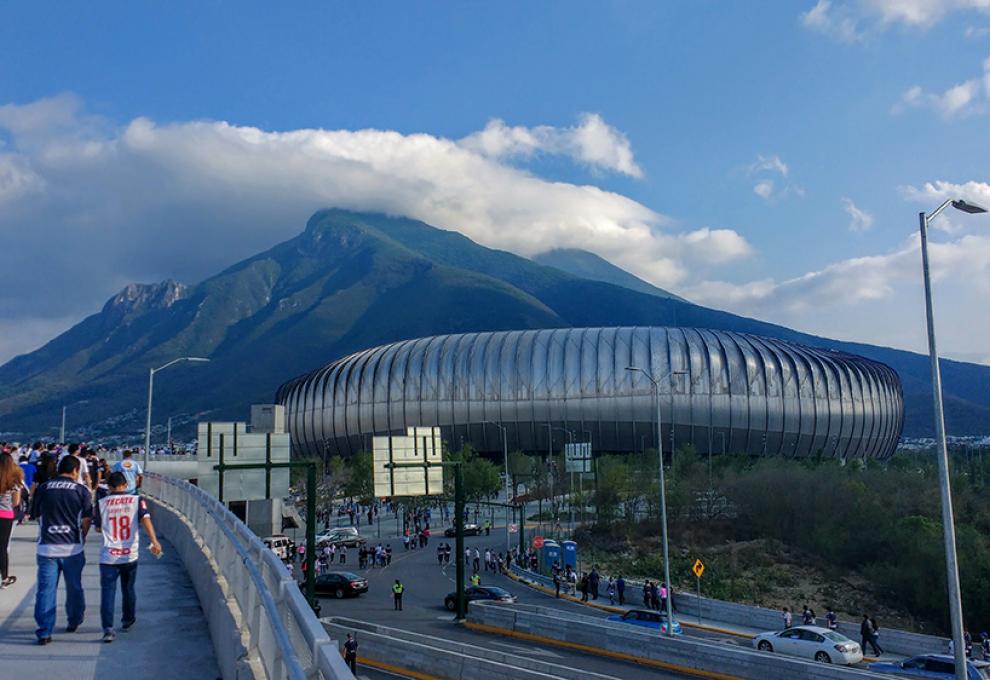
[561,540,577,571]
[542,540,561,575]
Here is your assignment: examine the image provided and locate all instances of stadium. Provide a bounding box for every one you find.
[276,326,904,460]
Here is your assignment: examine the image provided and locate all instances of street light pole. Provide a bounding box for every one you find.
[918,198,986,680]
[486,421,512,553]
[60,406,66,444]
[144,356,210,468]
[626,366,686,636]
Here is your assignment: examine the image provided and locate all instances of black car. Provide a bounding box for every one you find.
[300,572,369,599]
[443,523,481,537]
[444,585,517,611]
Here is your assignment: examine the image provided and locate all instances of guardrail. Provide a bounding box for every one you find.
[144,472,354,680]
[509,563,946,657]
[469,601,890,680]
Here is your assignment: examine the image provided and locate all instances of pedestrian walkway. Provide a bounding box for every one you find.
[0,522,220,679]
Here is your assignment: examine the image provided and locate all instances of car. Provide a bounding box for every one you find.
[300,571,369,599]
[606,609,683,635]
[869,654,990,679]
[444,585,517,611]
[316,527,366,548]
[263,534,291,560]
[444,523,481,537]
[753,625,863,665]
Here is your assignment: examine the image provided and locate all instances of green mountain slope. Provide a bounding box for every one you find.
[1,209,988,440]
[533,248,684,301]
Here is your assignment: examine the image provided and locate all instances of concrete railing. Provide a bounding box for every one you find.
[469,601,891,680]
[324,616,617,680]
[510,564,947,657]
[144,472,354,680]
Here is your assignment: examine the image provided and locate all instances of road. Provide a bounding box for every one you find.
[311,528,697,679]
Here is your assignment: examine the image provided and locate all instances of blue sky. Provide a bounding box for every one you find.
[1,1,989,364]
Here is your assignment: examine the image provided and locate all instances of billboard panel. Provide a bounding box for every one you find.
[373,426,444,497]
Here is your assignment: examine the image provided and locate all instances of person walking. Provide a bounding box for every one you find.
[825,607,838,630]
[110,450,143,494]
[616,575,626,606]
[589,567,600,600]
[553,570,561,598]
[860,614,883,656]
[606,578,615,606]
[782,607,793,629]
[802,605,816,626]
[579,573,589,602]
[392,579,404,610]
[94,471,163,642]
[470,572,481,587]
[343,633,358,674]
[30,455,92,644]
[0,452,24,588]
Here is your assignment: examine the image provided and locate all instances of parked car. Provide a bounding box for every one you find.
[606,609,683,635]
[316,527,366,548]
[444,586,516,611]
[753,625,863,665]
[300,571,369,599]
[263,534,292,560]
[869,654,990,679]
[444,523,481,537]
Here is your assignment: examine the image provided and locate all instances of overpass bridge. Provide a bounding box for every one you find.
[0,473,355,680]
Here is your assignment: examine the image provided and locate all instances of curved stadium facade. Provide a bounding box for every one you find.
[276,327,904,460]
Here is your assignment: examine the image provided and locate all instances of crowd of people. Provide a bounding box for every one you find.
[0,441,158,644]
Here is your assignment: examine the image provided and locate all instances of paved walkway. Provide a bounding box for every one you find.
[0,521,220,679]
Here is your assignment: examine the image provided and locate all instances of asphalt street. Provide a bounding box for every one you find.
[312,529,698,679]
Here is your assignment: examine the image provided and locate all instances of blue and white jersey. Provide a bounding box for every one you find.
[33,477,93,558]
[111,458,143,493]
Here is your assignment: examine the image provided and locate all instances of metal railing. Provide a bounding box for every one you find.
[144,472,354,680]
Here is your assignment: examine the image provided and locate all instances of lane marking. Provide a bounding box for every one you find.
[464,621,742,680]
[358,658,440,680]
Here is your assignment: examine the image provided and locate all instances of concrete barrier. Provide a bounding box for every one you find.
[324,617,619,680]
[510,564,947,657]
[144,473,354,680]
[322,619,576,680]
[469,601,893,680]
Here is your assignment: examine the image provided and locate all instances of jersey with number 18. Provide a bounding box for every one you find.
[94,491,149,565]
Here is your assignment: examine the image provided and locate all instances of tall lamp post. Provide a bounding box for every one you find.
[486,421,512,552]
[919,198,986,680]
[552,427,576,532]
[626,366,686,636]
[144,357,210,468]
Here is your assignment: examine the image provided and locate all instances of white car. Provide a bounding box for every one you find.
[754,625,863,665]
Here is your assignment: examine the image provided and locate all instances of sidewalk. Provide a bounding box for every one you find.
[0,522,220,679]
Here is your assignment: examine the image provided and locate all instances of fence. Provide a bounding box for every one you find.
[144,472,354,680]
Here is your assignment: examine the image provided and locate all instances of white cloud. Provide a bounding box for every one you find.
[893,56,990,118]
[801,0,865,42]
[686,230,990,358]
[0,95,749,362]
[753,180,775,199]
[842,197,875,231]
[459,113,643,178]
[802,0,990,40]
[746,154,801,201]
[965,25,990,38]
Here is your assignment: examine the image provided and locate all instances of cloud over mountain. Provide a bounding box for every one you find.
[0,95,752,362]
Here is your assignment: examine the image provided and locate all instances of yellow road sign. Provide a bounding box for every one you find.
[692,559,705,579]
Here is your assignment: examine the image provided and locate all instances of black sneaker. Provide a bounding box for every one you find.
[102,630,116,643]
[37,637,52,645]
[65,624,79,633]
[121,620,135,631]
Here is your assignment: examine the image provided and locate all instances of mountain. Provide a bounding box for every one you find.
[533,248,684,301]
[2,208,989,441]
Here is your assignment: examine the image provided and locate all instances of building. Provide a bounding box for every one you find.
[276,327,904,460]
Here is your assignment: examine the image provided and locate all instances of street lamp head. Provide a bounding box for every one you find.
[951,199,988,215]
[186,357,211,363]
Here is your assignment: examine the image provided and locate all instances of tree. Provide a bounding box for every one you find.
[507,450,531,501]
[343,451,374,503]
[463,456,501,502]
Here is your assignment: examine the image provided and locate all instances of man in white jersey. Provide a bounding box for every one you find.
[93,471,161,642]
